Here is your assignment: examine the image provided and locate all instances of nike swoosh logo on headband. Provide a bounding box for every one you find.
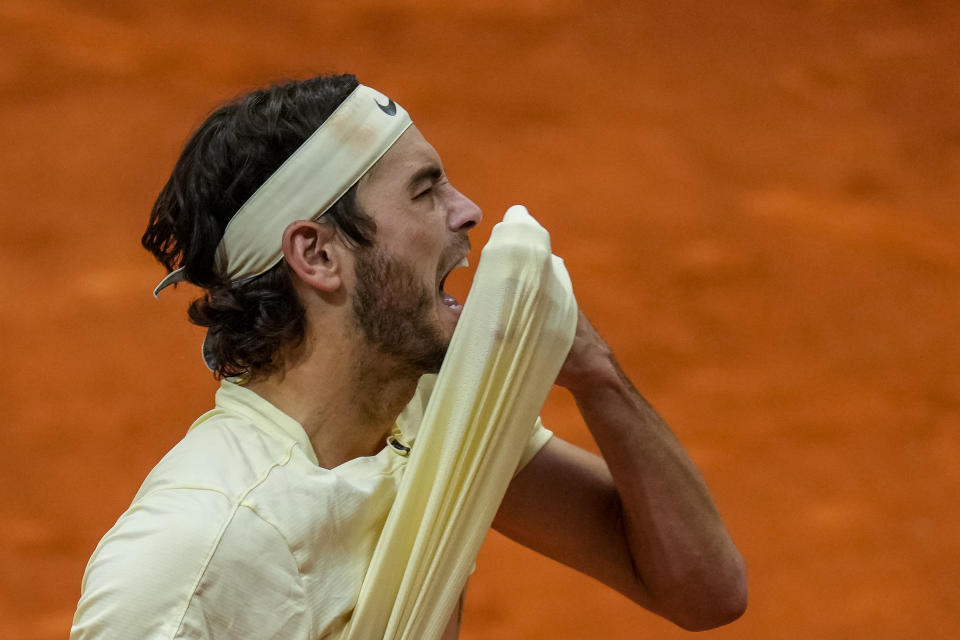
[375,97,397,116]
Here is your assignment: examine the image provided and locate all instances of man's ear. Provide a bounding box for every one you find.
[281,220,344,292]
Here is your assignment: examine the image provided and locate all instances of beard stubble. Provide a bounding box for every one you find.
[351,245,449,374]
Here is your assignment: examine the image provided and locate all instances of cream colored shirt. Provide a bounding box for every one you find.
[71,378,551,639]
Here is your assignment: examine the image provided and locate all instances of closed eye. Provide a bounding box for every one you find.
[408,165,444,199]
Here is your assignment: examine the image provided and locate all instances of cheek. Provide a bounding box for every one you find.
[364,198,448,269]
[339,253,359,291]
[391,225,446,270]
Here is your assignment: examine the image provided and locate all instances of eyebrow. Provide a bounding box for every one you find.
[407,164,443,192]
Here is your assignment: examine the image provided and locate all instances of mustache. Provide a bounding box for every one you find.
[451,233,471,258]
[440,233,471,274]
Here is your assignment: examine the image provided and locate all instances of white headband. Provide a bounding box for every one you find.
[154,84,413,296]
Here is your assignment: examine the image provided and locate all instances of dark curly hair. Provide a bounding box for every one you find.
[142,74,376,378]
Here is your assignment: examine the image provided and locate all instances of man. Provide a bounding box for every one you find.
[71,74,746,639]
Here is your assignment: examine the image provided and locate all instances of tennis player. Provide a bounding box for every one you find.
[71,74,746,639]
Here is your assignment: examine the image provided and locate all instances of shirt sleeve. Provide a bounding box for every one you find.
[515,417,553,474]
[399,374,553,475]
[71,488,310,640]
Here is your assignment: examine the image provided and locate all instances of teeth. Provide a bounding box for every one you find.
[439,256,470,296]
[441,292,462,309]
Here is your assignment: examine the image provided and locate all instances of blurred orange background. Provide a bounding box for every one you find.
[2,1,958,638]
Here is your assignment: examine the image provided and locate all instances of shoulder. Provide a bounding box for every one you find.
[73,487,309,639]
[73,488,232,638]
[135,409,307,501]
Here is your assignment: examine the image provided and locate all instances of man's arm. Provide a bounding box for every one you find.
[494,311,747,631]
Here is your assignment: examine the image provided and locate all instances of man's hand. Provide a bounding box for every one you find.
[554,310,619,393]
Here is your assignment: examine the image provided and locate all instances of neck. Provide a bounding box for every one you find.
[245,320,421,469]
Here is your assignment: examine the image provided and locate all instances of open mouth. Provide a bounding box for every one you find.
[438,256,469,312]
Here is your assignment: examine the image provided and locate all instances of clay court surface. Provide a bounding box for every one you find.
[2,1,958,638]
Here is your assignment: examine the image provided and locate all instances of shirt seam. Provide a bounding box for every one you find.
[170,442,299,639]
[237,501,315,636]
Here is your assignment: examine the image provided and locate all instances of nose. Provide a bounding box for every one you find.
[448,187,482,232]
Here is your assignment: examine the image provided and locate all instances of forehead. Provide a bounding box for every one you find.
[360,126,442,188]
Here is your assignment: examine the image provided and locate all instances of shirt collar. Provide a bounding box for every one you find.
[212,378,321,466]
[205,373,439,467]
